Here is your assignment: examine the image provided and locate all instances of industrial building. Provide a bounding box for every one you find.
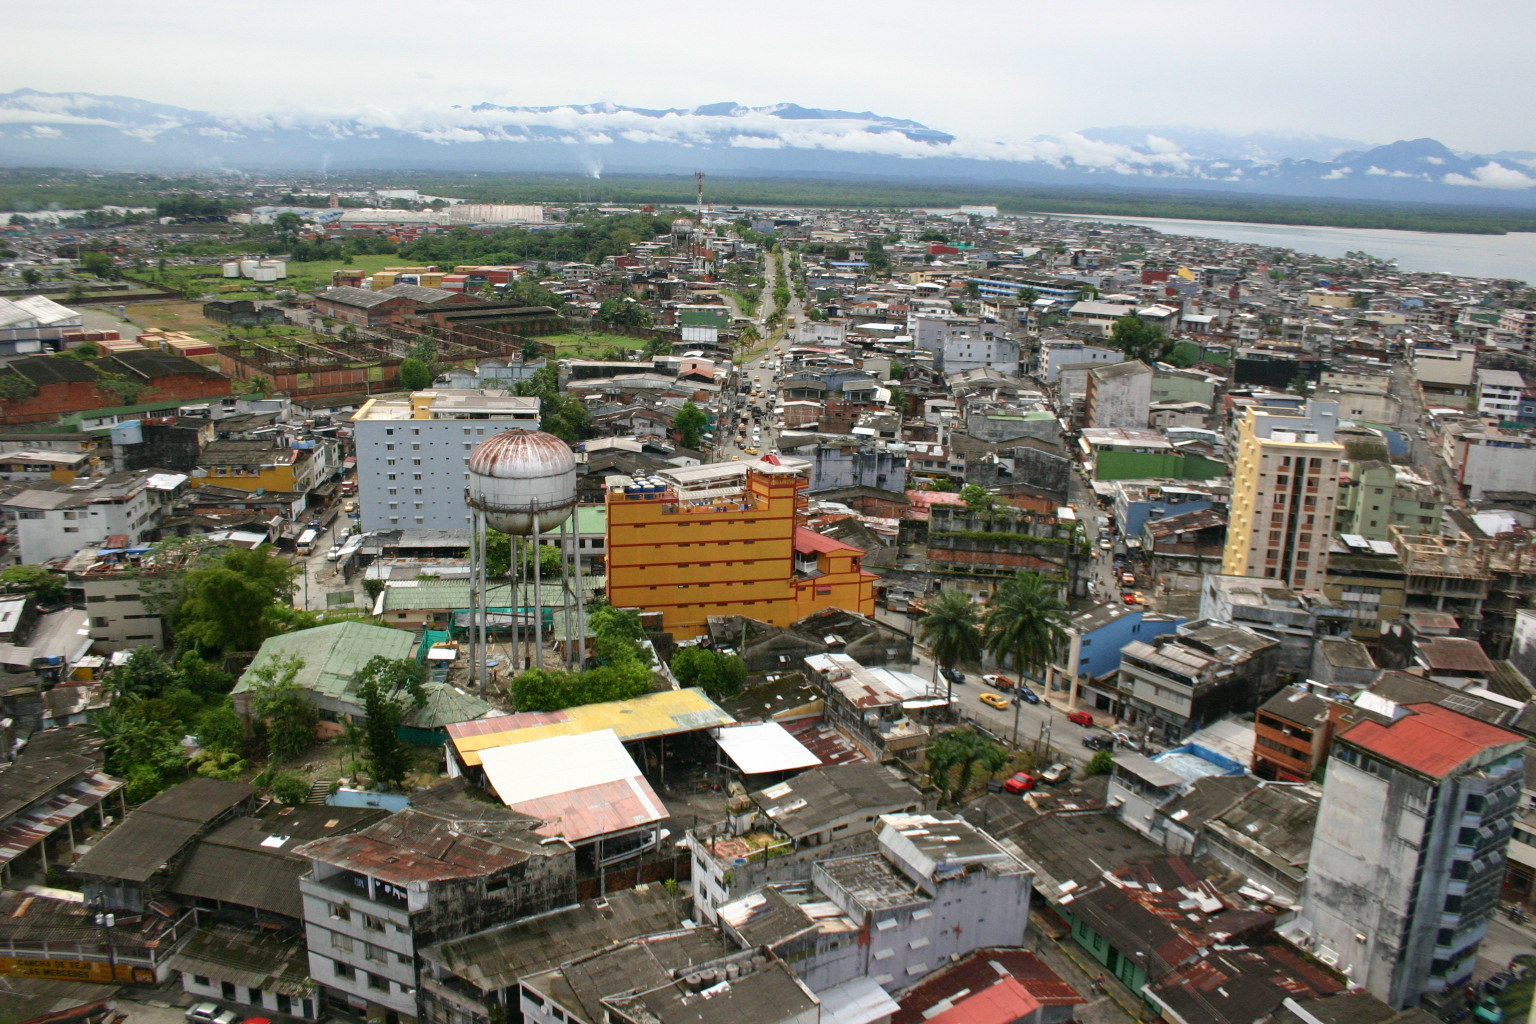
[604,461,875,638]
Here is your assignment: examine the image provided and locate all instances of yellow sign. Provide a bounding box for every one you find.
[0,955,150,984]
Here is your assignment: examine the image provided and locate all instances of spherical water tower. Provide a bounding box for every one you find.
[465,429,577,535]
[464,430,583,686]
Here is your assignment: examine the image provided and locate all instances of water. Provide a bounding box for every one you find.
[1047,213,1536,284]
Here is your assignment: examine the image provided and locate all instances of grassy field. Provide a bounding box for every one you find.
[541,331,648,358]
[126,300,223,339]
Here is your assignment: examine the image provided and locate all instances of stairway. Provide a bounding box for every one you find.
[306,778,331,805]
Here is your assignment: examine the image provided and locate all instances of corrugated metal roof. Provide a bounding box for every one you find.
[234,622,416,703]
[449,689,735,766]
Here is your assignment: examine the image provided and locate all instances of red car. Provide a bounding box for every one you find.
[1003,771,1038,794]
[1066,710,1094,727]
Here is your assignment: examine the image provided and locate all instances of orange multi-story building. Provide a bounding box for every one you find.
[605,460,875,638]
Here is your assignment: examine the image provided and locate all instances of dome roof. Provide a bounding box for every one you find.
[467,430,576,479]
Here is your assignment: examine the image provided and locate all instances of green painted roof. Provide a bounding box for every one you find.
[407,683,493,729]
[234,621,416,702]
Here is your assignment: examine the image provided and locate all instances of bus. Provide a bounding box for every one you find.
[296,529,319,556]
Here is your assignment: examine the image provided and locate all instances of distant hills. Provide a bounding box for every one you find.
[2,88,1534,209]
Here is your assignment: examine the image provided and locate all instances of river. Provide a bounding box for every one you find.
[1047,213,1536,284]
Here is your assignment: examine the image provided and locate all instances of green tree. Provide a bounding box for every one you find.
[20,267,41,287]
[926,729,1007,805]
[674,401,707,448]
[267,769,311,806]
[399,356,434,391]
[106,648,178,700]
[0,564,65,604]
[79,251,117,279]
[195,704,246,753]
[90,699,187,799]
[596,293,653,329]
[353,656,427,789]
[1086,749,1116,775]
[1108,316,1171,364]
[151,543,302,658]
[918,591,983,704]
[245,655,318,762]
[959,483,997,513]
[983,571,1069,690]
[670,647,747,700]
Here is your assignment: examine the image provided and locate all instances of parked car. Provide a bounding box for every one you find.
[342,500,358,515]
[325,545,343,561]
[1040,762,1072,786]
[1083,734,1114,751]
[1017,686,1041,705]
[1486,972,1516,994]
[982,674,1016,691]
[941,667,966,685]
[1003,771,1038,794]
[1474,997,1504,1024]
[1066,710,1094,727]
[980,692,1010,711]
[186,1005,239,1024]
[1098,538,1113,550]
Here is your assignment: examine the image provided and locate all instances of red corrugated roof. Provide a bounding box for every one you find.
[793,527,862,555]
[1342,701,1522,778]
[922,977,1041,1024]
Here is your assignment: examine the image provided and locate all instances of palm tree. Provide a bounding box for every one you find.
[927,729,1007,805]
[918,590,983,706]
[983,571,1069,732]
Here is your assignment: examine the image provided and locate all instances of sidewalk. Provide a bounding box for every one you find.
[1029,924,1144,1024]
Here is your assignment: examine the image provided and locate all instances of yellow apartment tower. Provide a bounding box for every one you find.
[1222,400,1344,592]
[605,460,875,637]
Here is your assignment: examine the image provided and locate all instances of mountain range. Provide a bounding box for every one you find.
[2,88,1535,208]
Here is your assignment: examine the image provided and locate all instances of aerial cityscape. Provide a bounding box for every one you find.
[5,5,1536,1024]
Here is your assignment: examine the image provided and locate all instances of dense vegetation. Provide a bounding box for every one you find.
[6,167,1536,235]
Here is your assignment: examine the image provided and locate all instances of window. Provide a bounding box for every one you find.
[362,913,386,933]
[332,932,353,952]
[194,975,210,986]
[330,903,351,922]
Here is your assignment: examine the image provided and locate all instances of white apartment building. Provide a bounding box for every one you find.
[1476,368,1526,421]
[2,470,188,565]
[353,389,541,532]
[911,315,1019,375]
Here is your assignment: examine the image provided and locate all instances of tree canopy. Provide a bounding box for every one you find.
[150,544,306,659]
[674,401,707,449]
[918,591,983,701]
[1109,315,1173,364]
[926,729,1008,805]
[670,647,747,700]
[983,571,1069,685]
[245,655,318,763]
[514,365,589,443]
[352,656,427,789]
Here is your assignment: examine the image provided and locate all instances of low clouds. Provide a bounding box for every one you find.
[1443,162,1536,190]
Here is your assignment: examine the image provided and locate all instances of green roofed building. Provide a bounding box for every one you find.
[232,621,493,743]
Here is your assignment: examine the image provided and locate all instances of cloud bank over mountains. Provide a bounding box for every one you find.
[1,89,1533,206]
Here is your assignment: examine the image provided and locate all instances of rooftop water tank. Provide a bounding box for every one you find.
[465,430,577,535]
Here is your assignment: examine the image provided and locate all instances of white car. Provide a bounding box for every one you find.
[186,1004,238,1024]
[326,546,343,561]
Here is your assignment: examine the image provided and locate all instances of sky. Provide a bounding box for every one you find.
[4,0,1534,154]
